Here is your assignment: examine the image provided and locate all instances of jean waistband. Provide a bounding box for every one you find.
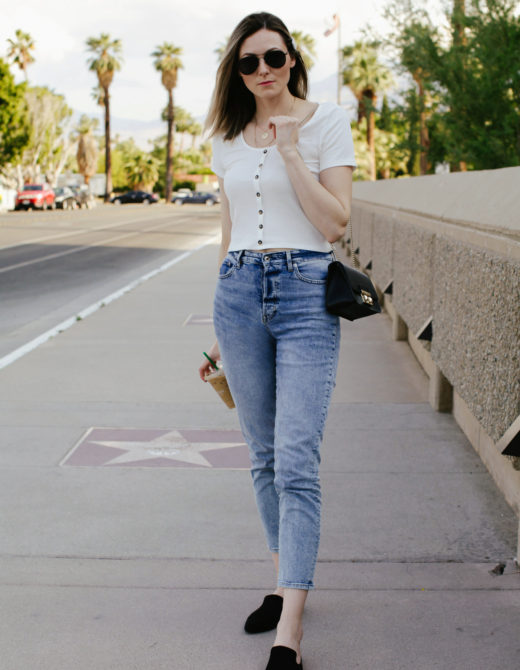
[228,249,333,268]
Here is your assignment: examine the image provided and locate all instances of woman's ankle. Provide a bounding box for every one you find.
[275,619,303,642]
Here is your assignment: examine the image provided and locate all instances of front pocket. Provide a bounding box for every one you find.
[218,258,237,279]
[293,260,330,284]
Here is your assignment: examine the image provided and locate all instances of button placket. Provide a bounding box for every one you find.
[255,147,268,248]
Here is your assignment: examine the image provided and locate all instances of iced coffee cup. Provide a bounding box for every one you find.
[205,366,235,409]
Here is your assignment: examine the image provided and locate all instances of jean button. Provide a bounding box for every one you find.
[264,255,270,261]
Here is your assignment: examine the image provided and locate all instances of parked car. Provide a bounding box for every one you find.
[15,184,55,211]
[70,186,95,209]
[172,191,220,206]
[110,190,159,205]
[53,186,77,210]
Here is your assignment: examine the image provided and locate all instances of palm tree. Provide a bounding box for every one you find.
[342,41,393,180]
[214,37,229,63]
[189,120,202,150]
[124,151,160,192]
[76,115,99,186]
[6,29,35,81]
[91,85,105,107]
[291,31,317,71]
[152,43,183,203]
[171,107,193,153]
[86,33,123,201]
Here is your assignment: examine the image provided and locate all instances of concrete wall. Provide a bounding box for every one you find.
[349,166,520,526]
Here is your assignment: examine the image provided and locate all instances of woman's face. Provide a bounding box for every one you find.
[238,28,295,100]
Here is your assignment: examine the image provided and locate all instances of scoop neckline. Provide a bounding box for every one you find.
[240,101,322,150]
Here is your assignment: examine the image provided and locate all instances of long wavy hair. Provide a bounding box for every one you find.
[205,12,308,140]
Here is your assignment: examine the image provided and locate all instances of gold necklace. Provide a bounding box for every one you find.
[254,96,296,144]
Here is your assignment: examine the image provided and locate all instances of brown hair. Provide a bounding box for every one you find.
[205,12,308,140]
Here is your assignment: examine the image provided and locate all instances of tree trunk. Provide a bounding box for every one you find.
[451,0,466,171]
[104,87,112,202]
[417,78,430,175]
[165,89,174,203]
[453,0,465,46]
[365,92,376,181]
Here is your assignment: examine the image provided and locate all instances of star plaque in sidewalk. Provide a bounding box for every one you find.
[61,428,251,469]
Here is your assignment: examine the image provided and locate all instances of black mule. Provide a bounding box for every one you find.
[244,594,283,634]
[265,645,303,670]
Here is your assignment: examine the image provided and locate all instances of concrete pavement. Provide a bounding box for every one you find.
[0,238,518,669]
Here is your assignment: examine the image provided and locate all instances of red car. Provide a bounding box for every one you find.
[15,184,55,211]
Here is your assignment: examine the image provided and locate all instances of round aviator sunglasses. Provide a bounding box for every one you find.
[238,49,289,75]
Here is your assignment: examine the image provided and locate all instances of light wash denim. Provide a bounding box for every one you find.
[213,249,340,590]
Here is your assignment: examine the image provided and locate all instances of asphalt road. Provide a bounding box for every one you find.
[0,203,221,360]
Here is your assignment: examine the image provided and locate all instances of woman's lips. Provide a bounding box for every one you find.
[258,81,274,86]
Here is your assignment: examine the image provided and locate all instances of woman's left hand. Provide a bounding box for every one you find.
[269,115,299,154]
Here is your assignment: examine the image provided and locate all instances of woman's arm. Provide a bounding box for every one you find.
[217,176,232,267]
[199,177,230,382]
[271,115,353,243]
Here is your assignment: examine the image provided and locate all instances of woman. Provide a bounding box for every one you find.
[200,12,356,669]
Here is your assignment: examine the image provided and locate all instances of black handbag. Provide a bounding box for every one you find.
[326,219,381,321]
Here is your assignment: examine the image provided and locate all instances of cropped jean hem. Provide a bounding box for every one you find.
[278,580,315,591]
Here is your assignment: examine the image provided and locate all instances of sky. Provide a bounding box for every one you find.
[0,0,448,147]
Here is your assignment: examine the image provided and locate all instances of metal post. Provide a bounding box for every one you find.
[337,17,341,105]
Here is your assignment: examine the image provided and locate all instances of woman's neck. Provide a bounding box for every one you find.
[254,91,296,126]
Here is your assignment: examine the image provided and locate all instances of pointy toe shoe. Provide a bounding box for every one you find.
[265,645,303,670]
[244,594,283,634]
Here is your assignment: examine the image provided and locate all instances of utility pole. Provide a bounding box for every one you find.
[324,14,341,105]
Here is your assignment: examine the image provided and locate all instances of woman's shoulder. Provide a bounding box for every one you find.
[212,132,242,150]
[314,101,350,124]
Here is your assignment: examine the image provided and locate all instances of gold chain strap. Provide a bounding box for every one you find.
[348,217,360,270]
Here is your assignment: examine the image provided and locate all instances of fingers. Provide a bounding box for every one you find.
[269,115,298,147]
[198,361,211,382]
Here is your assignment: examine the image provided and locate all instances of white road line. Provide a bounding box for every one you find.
[0,215,199,274]
[0,233,219,371]
[0,210,184,252]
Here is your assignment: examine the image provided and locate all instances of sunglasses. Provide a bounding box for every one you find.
[238,49,289,75]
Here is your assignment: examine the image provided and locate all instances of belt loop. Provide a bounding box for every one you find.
[236,250,245,267]
[286,250,293,272]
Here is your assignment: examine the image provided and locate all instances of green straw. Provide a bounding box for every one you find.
[203,351,219,370]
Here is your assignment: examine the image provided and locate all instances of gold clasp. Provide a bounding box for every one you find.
[360,290,374,305]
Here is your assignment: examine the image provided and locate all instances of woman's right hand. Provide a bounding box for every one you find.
[199,340,221,382]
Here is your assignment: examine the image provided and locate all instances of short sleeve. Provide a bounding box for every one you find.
[319,104,357,172]
[211,135,225,177]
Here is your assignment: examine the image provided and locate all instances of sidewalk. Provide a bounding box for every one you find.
[0,239,518,670]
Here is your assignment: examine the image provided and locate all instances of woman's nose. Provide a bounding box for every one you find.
[257,57,270,74]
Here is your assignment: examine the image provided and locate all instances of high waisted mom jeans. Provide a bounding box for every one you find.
[213,249,340,590]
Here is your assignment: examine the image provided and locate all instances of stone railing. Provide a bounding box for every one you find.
[344,167,520,554]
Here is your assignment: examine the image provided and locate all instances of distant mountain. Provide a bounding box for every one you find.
[71,109,166,149]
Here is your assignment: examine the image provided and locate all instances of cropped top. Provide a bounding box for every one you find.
[211,101,357,252]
